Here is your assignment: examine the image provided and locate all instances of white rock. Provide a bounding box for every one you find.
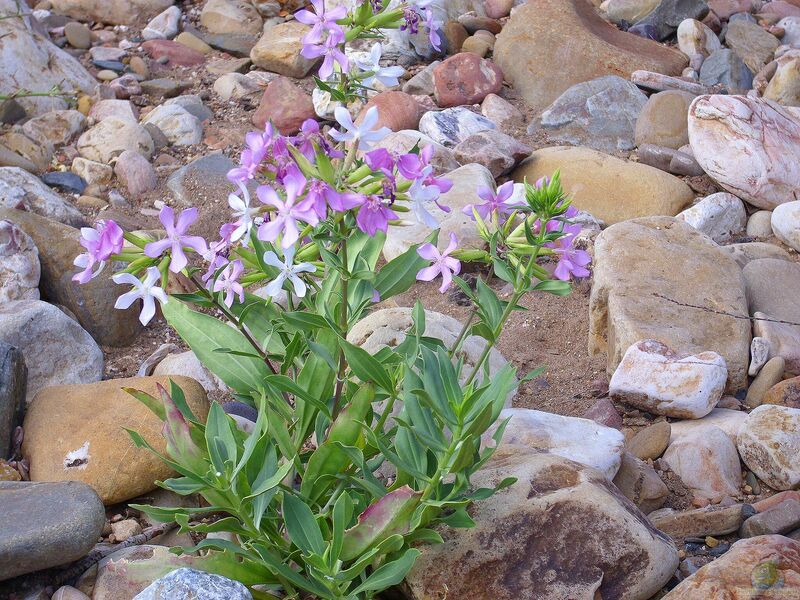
[749,336,771,376]
[677,192,747,243]
[418,107,496,147]
[77,117,154,162]
[142,5,181,40]
[663,425,742,500]
[746,210,774,238]
[21,110,87,150]
[0,220,40,303]
[669,408,748,445]
[0,167,84,227]
[0,300,103,401]
[213,73,262,101]
[141,105,202,146]
[609,339,727,419]
[688,95,800,210]
[779,16,800,46]
[200,0,263,35]
[754,311,800,376]
[89,99,138,124]
[153,351,227,394]
[484,408,625,479]
[771,200,800,252]
[737,404,800,491]
[677,19,721,60]
[383,163,494,261]
[71,157,113,186]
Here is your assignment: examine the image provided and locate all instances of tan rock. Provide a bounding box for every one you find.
[737,404,800,491]
[763,375,800,408]
[405,447,679,600]
[494,0,686,112]
[627,421,671,460]
[612,451,669,513]
[764,50,800,106]
[635,90,695,149]
[669,408,748,445]
[721,241,793,268]
[745,356,786,408]
[49,0,174,25]
[513,146,694,225]
[22,376,209,505]
[589,217,751,391]
[200,0,263,35]
[649,504,748,539]
[77,118,154,163]
[250,22,318,78]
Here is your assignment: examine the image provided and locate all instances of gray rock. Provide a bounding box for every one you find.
[0,342,25,457]
[0,219,40,303]
[140,78,192,98]
[166,153,242,207]
[142,5,181,41]
[418,107,496,147]
[740,499,800,537]
[0,167,84,227]
[402,61,440,95]
[41,172,86,195]
[453,129,532,177]
[141,104,202,146]
[724,19,780,73]
[164,94,214,123]
[531,75,648,152]
[0,481,105,580]
[133,568,252,600]
[0,99,26,125]
[699,48,753,93]
[196,30,258,57]
[630,0,709,41]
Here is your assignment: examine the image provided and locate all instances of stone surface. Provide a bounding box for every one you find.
[485,408,625,479]
[252,76,315,134]
[649,504,748,539]
[677,18,722,60]
[763,375,800,408]
[612,451,669,513]
[383,163,493,261]
[213,72,263,101]
[582,397,624,429]
[0,167,84,227]
[606,0,662,23]
[764,50,800,107]
[250,22,318,77]
[494,0,687,112]
[453,129,531,177]
[0,131,51,173]
[21,110,86,150]
[175,31,213,54]
[89,99,138,124]
[743,260,800,350]
[627,421,671,460]
[669,408,748,444]
[141,40,205,67]
[630,0,710,41]
[356,91,421,133]
[676,192,747,242]
[77,118,154,163]
[746,356,786,408]
[531,76,648,153]
[772,200,800,251]
[610,339,727,419]
[91,545,196,600]
[142,5,181,40]
[432,53,503,107]
[133,568,252,600]
[166,153,240,207]
[747,210,775,239]
[481,93,524,127]
[750,336,772,376]
[0,342,25,457]
[664,425,742,499]
[0,220,40,303]
[635,90,695,149]
[200,0,262,35]
[513,146,695,225]
[740,499,800,537]
[164,95,213,123]
[418,106,496,147]
[722,241,793,268]
[49,0,173,25]
[141,104,202,146]
[589,217,751,392]
[688,94,800,210]
[725,19,781,72]
[0,208,142,347]
[662,535,800,598]
[41,171,87,195]
[114,150,158,199]
[738,404,800,491]
[0,300,103,401]
[0,481,105,580]
[699,48,754,93]
[153,350,227,395]
[405,448,679,600]
[22,376,209,505]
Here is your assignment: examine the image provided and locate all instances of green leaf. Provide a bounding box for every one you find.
[282,493,326,556]
[340,339,394,392]
[254,544,335,599]
[246,459,293,498]
[439,507,475,528]
[374,231,438,301]
[162,299,271,394]
[205,402,238,474]
[532,279,572,296]
[350,549,421,595]
[160,477,207,495]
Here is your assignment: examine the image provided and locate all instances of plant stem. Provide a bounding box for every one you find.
[448,307,477,359]
[332,224,350,418]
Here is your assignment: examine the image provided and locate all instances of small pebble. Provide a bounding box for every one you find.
[96,69,119,82]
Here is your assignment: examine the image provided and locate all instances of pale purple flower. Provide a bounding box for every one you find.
[294,0,346,44]
[462,181,519,221]
[213,259,245,308]
[355,43,405,88]
[257,167,319,249]
[262,245,316,298]
[227,129,272,183]
[327,190,366,213]
[547,223,591,281]
[416,232,461,293]
[144,206,208,273]
[356,195,398,236]
[301,179,334,220]
[407,177,440,228]
[301,29,348,80]
[330,106,391,151]
[227,183,259,246]
[201,223,237,284]
[424,8,442,52]
[112,266,168,326]
[72,219,124,284]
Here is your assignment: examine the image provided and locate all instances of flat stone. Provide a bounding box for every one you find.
[250,21,318,77]
[737,404,800,491]
[606,0,662,23]
[513,146,695,225]
[649,504,748,539]
[699,48,754,93]
[0,481,105,580]
[0,342,25,457]
[0,143,37,173]
[89,99,138,123]
[627,421,671,460]
[612,451,669,513]
[77,117,154,162]
[22,376,209,504]
[494,0,687,112]
[133,568,252,600]
[405,447,679,600]
[631,69,717,94]
[532,75,647,153]
[676,192,747,242]
[196,30,258,57]
[175,32,213,54]
[141,40,205,67]
[164,95,213,123]
[418,106,496,147]
[589,217,751,392]
[0,167,84,227]
[140,78,192,98]
[725,19,781,72]
[41,171,86,195]
[740,499,800,537]
[635,90,695,149]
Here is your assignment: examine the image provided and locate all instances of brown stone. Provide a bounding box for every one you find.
[763,375,800,408]
[432,53,503,108]
[627,421,671,460]
[141,40,206,67]
[649,504,748,539]
[356,91,422,133]
[740,500,800,537]
[442,21,468,54]
[612,451,669,513]
[634,90,695,149]
[250,22,318,78]
[252,76,315,135]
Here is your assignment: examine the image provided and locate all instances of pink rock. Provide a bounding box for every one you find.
[141,40,206,67]
[433,53,504,108]
[480,92,523,127]
[251,76,315,134]
[582,397,623,429]
[110,74,142,99]
[453,129,531,177]
[754,490,800,513]
[484,0,515,19]
[760,0,800,18]
[707,0,756,19]
[114,150,157,198]
[356,91,422,132]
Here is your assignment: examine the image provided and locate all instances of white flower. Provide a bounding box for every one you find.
[330,106,391,151]
[262,245,316,299]
[407,176,441,228]
[112,266,168,326]
[355,43,405,89]
[228,183,258,247]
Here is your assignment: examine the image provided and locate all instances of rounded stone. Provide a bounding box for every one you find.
[747,210,774,238]
[64,21,91,49]
[627,421,671,460]
[635,90,695,149]
[738,404,800,490]
[0,220,40,303]
[763,375,800,408]
[745,356,786,408]
[771,200,800,251]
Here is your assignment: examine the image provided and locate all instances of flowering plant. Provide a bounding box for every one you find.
[73,1,590,598]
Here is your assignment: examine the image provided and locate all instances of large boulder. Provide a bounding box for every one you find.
[512,146,695,225]
[0,167,84,227]
[589,217,751,392]
[404,448,679,600]
[49,0,174,25]
[494,0,687,112]
[688,95,800,209]
[0,1,97,116]
[0,208,142,347]
[22,376,209,505]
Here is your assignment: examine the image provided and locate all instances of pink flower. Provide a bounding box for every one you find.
[462,181,519,220]
[294,0,346,44]
[144,206,208,273]
[416,232,461,293]
[547,223,591,281]
[356,195,398,236]
[256,167,319,249]
[213,259,245,308]
[327,190,366,213]
[227,129,272,183]
[301,29,349,80]
[72,219,124,284]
